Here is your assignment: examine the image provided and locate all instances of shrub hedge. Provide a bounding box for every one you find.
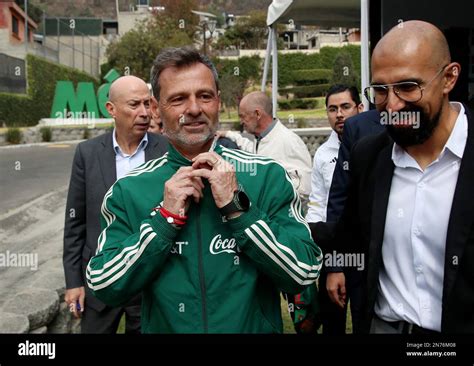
[291,69,332,84]
[278,98,325,110]
[279,84,331,98]
[0,55,99,127]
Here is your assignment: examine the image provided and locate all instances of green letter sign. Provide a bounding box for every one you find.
[50,69,120,119]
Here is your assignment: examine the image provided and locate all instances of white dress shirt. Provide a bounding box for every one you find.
[113,129,148,179]
[375,102,467,331]
[306,131,340,223]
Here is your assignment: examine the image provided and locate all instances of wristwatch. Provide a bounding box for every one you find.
[219,188,250,218]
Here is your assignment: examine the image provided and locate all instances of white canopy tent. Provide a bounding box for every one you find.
[262,0,370,116]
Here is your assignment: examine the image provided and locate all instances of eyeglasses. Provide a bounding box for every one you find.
[364,64,448,105]
[326,104,357,114]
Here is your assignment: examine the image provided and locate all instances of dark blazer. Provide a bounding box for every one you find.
[63,132,168,311]
[333,106,474,333]
[326,109,383,222]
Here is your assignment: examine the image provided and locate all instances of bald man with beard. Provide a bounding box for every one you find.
[324,20,474,334]
[63,76,168,333]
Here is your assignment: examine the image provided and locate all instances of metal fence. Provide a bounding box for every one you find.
[37,17,102,78]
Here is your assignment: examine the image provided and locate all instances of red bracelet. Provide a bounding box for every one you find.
[158,206,188,220]
[154,206,187,226]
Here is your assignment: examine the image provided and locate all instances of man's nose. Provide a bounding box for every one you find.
[385,88,406,112]
[138,103,149,117]
[186,96,201,116]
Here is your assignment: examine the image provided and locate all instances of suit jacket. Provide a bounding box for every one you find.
[63,131,168,311]
[333,105,474,333]
[326,109,383,222]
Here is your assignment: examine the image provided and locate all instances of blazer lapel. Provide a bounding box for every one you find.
[145,133,169,161]
[367,137,395,310]
[145,134,158,162]
[99,132,117,190]
[442,107,474,308]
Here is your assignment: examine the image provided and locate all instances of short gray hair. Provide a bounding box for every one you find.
[150,46,219,100]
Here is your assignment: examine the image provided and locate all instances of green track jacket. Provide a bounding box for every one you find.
[86,144,322,333]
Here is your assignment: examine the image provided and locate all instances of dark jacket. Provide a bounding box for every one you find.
[333,106,474,333]
[63,131,168,311]
[326,109,383,222]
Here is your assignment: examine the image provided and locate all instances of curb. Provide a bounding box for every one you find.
[0,140,83,150]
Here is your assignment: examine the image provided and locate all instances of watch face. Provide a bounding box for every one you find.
[237,190,250,211]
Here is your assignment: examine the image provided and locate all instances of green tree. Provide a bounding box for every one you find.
[105,17,192,81]
[216,11,268,50]
[15,0,44,24]
[157,0,199,40]
[331,51,359,87]
[219,73,245,118]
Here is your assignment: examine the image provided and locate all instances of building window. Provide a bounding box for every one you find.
[137,0,149,5]
[12,16,19,37]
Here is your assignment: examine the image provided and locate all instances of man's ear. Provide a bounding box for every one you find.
[105,101,115,118]
[216,90,222,110]
[357,102,364,113]
[150,96,159,116]
[443,62,461,95]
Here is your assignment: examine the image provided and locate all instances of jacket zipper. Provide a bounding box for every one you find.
[197,208,208,332]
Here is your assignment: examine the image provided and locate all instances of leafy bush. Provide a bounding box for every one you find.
[0,93,32,127]
[279,84,331,98]
[40,127,52,142]
[27,55,99,125]
[0,55,99,127]
[331,51,359,88]
[214,55,262,86]
[5,127,22,144]
[292,69,332,84]
[278,46,360,87]
[278,98,324,110]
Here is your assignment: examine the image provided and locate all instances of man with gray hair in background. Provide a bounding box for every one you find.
[218,91,312,202]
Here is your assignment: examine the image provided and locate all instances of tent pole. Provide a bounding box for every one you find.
[261,28,273,92]
[271,26,278,119]
[360,0,370,110]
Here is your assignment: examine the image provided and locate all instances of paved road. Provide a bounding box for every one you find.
[0,142,78,214]
[0,142,79,309]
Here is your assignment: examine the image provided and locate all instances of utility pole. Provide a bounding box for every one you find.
[24,0,28,55]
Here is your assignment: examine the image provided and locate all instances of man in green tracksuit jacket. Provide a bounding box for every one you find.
[86,46,322,333]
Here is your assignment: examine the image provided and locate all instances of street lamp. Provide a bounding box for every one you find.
[201,19,217,56]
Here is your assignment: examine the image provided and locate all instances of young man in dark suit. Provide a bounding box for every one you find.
[317,109,383,335]
[328,20,473,334]
[63,76,168,333]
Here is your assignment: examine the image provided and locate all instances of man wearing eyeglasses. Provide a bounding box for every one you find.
[307,85,363,223]
[305,85,363,335]
[330,20,474,334]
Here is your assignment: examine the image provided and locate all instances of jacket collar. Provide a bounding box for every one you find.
[166,137,221,170]
[99,132,117,190]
